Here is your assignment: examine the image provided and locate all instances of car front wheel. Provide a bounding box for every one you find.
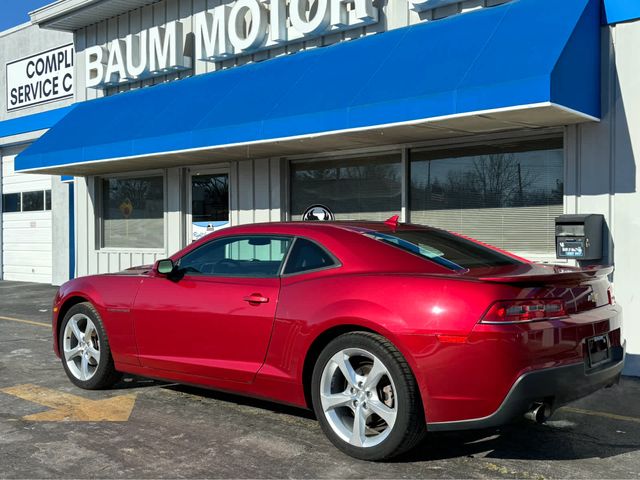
[59,302,121,389]
[311,332,426,460]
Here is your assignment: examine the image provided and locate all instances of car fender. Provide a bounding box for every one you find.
[305,310,429,393]
[54,275,144,365]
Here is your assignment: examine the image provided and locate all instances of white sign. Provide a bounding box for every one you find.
[86,0,378,88]
[6,44,74,111]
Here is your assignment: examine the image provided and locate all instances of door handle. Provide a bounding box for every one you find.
[243,294,269,304]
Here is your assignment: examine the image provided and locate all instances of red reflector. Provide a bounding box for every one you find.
[437,335,468,344]
[481,299,567,323]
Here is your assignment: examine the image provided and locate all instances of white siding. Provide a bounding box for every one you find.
[565,21,640,375]
[1,149,53,283]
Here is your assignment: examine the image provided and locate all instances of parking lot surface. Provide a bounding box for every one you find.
[0,280,639,479]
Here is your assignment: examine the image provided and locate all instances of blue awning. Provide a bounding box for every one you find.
[602,0,640,25]
[0,106,75,140]
[16,0,600,174]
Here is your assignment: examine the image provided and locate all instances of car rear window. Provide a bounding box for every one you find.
[363,229,521,271]
[283,238,337,275]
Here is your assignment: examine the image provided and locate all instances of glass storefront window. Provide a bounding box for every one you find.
[410,138,564,255]
[290,153,402,221]
[101,175,164,249]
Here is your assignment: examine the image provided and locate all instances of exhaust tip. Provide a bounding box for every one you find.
[524,402,551,424]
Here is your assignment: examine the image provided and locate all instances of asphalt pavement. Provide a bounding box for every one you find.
[0,280,639,479]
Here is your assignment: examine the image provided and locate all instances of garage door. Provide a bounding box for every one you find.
[2,150,52,284]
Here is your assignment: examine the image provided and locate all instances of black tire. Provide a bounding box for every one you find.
[58,302,122,390]
[311,331,426,461]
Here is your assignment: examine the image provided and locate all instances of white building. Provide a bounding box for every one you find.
[1,0,639,375]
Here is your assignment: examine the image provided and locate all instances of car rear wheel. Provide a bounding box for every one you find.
[59,302,121,389]
[311,332,426,460]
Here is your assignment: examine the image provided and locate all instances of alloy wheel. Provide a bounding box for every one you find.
[63,313,101,381]
[319,347,398,448]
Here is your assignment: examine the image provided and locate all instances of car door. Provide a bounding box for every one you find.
[132,235,292,383]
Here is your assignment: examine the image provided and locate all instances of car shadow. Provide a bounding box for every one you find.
[111,377,640,463]
[111,375,170,390]
[162,383,317,419]
[396,420,640,463]
[108,375,316,418]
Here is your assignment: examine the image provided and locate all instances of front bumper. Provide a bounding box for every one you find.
[428,343,625,432]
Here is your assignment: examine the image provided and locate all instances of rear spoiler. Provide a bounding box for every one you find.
[478,265,614,284]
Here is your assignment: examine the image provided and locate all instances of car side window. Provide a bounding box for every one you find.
[178,236,292,277]
[283,238,337,275]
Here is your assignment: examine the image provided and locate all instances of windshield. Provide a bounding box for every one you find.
[363,229,522,271]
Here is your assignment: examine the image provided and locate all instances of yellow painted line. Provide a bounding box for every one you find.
[1,384,137,422]
[560,406,640,424]
[0,315,49,328]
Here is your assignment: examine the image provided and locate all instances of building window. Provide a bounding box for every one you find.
[22,191,45,211]
[2,190,51,213]
[2,193,21,213]
[409,138,564,256]
[290,153,402,221]
[101,175,164,249]
[192,174,229,223]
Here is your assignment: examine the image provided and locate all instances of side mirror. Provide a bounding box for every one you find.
[155,258,175,275]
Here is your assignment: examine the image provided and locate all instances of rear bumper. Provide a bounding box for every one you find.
[428,343,625,432]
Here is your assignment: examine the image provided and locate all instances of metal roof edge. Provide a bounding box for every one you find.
[30,0,161,31]
[0,21,34,38]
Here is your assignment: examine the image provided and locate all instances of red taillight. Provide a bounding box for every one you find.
[481,299,567,323]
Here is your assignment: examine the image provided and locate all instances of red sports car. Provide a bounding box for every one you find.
[52,219,624,460]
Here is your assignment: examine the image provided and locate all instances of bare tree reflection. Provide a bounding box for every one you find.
[414,153,561,210]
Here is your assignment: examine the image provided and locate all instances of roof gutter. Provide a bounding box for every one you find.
[30,0,160,31]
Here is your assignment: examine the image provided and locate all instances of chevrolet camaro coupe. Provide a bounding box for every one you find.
[52,219,625,460]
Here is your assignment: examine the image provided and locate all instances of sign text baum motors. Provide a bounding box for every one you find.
[85,0,454,89]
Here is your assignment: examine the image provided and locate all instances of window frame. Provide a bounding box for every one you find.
[176,234,295,279]
[1,190,52,213]
[281,237,342,277]
[96,170,167,252]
